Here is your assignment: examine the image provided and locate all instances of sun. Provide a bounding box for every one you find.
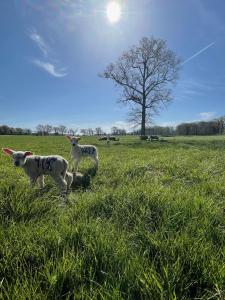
[106,1,121,23]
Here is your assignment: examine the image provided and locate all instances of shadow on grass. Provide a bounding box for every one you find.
[121,138,225,150]
[120,139,171,149]
[173,139,225,150]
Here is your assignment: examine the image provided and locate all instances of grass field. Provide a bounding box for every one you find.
[1,135,225,299]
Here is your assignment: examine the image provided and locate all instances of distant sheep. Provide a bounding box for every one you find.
[98,136,108,141]
[66,136,98,172]
[2,148,73,196]
[98,136,119,141]
[149,135,160,141]
[109,136,119,141]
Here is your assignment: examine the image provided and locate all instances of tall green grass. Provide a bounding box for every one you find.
[0,135,225,299]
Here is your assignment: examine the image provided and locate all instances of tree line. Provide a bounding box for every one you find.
[0,125,31,135]
[134,117,225,136]
[1,117,225,136]
[36,125,128,136]
[134,126,175,136]
[35,125,107,136]
[0,124,127,136]
[176,117,225,136]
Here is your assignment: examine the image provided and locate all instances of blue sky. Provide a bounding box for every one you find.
[0,0,225,132]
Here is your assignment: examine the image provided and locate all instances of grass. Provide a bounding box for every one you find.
[0,135,225,299]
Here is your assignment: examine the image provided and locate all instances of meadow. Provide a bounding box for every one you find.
[0,135,225,299]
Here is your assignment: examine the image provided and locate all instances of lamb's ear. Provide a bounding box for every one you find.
[66,135,72,141]
[24,151,33,157]
[77,137,81,141]
[2,148,14,156]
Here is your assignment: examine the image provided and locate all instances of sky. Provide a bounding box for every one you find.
[0,0,225,132]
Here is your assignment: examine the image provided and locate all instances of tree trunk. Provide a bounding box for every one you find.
[141,105,146,136]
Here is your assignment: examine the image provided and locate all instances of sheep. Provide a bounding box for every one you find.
[66,136,98,172]
[98,136,119,141]
[2,148,73,196]
[149,135,160,141]
[98,136,108,141]
[109,136,119,141]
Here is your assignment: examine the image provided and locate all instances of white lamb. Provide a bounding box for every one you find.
[2,148,73,195]
[66,136,98,172]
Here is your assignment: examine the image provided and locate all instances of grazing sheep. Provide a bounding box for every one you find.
[109,136,119,141]
[2,148,73,196]
[98,136,108,141]
[149,135,160,141]
[98,136,119,141]
[66,136,98,172]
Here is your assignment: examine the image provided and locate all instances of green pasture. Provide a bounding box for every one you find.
[0,135,225,299]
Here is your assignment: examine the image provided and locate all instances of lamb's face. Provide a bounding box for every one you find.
[2,148,33,167]
[71,138,79,146]
[66,136,80,146]
[12,151,28,167]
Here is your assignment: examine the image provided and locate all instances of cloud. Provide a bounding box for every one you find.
[182,42,215,65]
[29,29,49,57]
[28,28,67,77]
[174,77,225,103]
[199,111,216,121]
[157,121,180,127]
[31,60,67,77]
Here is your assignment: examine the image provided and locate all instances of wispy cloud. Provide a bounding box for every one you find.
[28,28,67,77]
[32,60,67,78]
[29,29,49,57]
[182,42,215,65]
[174,77,225,103]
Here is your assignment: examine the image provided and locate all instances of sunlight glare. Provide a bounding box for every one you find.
[107,2,121,23]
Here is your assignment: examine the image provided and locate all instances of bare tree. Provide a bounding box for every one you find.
[100,37,180,136]
[216,116,225,134]
[24,128,32,135]
[80,129,87,136]
[68,128,78,136]
[87,128,94,136]
[44,124,53,135]
[36,124,45,136]
[58,125,67,136]
[111,126,127,135]
[53,126,60,135]
[95,127,103,136]
[111,126,118,135]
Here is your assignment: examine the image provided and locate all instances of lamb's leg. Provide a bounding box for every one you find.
[53,175,68,197]
[93,156,99,170]
[37,175,45,190]
[29,176,38,187]
[65,172,73,191]
[72,159,80,173]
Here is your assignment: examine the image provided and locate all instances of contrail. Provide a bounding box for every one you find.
[182,42,215,65]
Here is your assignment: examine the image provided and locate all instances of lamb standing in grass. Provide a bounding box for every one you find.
[2,148,73,195]
[66,136,98,172]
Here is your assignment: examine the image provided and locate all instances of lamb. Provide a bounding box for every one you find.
[66,136,98,172]
[2,148,73,195]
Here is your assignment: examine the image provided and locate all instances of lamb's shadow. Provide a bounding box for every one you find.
[71,167,97,190]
